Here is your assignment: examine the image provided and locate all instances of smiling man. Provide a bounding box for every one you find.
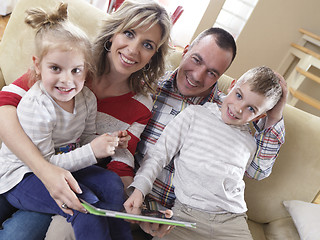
[176,31,234,98]
[127,66,283,240]
[134,27,287,237]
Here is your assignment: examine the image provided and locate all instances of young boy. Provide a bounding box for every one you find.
[124,66,283,240]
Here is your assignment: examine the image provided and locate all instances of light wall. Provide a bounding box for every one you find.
[191,0,225,41]
[170,0,210,48]
[225,0,320,117]
[225,0,320,79]
[192,0,320,78]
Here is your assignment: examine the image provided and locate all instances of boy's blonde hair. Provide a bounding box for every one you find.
[93,0,171,95]
[235,66,282,110]
[25,3,95,85]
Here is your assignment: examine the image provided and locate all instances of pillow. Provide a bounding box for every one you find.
[283,200,320,240]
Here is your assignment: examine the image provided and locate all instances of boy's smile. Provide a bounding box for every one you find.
[220,81,270,126]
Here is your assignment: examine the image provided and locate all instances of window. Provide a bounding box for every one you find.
[157,0,210,48]
[213,0,259,40]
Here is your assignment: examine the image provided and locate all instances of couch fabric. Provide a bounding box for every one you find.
[1,0,320,239]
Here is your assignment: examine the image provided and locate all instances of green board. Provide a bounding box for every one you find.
[80,199,196,228]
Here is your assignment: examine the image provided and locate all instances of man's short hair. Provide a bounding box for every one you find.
[191,27,237,64]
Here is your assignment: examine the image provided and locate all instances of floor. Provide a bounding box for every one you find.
[0,14,10,41]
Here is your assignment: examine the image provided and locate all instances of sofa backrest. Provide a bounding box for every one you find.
[0,0,107,89]
[244,105,320,223]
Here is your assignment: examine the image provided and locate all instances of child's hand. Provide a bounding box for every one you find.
[113,130,131,149]
[124,188,144,216]
[90,133,119,158]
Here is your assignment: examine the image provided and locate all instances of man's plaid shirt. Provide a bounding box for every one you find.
[135,69,285,209]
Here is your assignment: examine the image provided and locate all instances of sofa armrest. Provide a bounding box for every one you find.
[245,104,320,224]
[0,68,5,90]
[0,0,107,86]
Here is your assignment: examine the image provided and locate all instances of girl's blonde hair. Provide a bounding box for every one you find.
[93,0,171,95]
[25,3,95,86]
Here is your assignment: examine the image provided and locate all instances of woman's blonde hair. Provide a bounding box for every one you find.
[25,3,95,85]
[93,0,171,95]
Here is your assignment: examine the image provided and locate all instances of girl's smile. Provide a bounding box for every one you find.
[33,48,87,112]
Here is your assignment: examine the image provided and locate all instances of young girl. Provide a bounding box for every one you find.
[0,0,171,238]
[0,3,132,239]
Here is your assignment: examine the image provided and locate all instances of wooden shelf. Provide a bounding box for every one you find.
[313,191,320,204]
[296,67,320,84]
[290,43,320,60]
[289,87,320,110]
[299,28,320,42]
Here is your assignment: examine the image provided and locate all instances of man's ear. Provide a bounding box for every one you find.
[32,56,41,75]
[182,44,189,57]
[227,79,236,93]
[251,113,267,122]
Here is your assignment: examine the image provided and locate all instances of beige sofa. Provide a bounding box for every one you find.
[1,0,320,239]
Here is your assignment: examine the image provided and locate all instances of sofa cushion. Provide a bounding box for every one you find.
[244,104,320,223]
[283,200,320,240]
[263,217,300,240]
[0,0,107,87]
[247,220,267,240]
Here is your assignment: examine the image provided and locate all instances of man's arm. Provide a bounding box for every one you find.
[246,72,287,180]
[245,118,285,180]
[264,72,288,129]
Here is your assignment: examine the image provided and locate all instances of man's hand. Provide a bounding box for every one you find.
[265,72,288,128]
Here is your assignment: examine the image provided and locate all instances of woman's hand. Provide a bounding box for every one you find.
[116,130,131,149]
[37,162,87,215]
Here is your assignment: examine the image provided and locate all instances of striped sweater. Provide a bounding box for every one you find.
[133,102,256,213]
[0,81,98,193]
[0,72,153,177]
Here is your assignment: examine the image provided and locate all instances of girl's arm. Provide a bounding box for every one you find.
[0,105,86,214]
[0,75,86,214]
